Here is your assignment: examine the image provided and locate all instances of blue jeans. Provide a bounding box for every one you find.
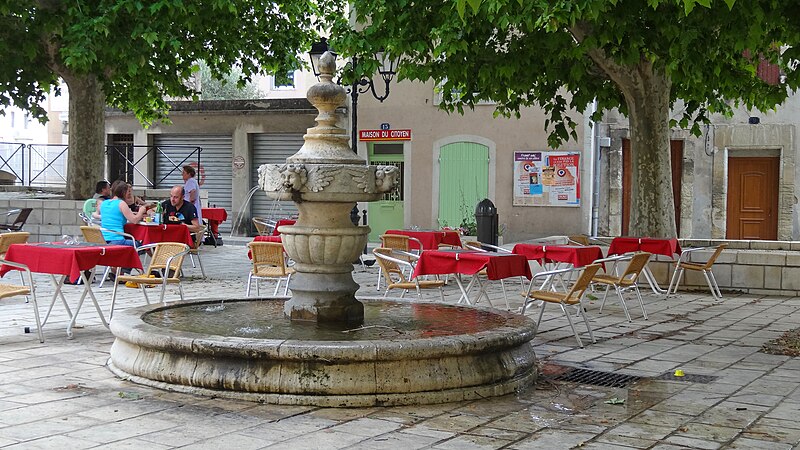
[106,238,137,247]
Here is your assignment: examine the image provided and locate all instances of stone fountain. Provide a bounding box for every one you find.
[258,51,399,323]
[107,51,537,407]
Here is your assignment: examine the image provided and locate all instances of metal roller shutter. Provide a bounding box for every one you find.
[250,133,304,229]
[153,134,232,233]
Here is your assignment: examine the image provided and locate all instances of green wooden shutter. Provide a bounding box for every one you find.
[438,142,489,229]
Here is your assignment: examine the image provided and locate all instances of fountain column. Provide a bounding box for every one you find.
[259,51,399,323]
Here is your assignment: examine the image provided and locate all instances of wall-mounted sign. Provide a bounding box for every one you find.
[380,123,390,130]
[359,129,412,141]
[513,151,580,207]
[232,155,245,170]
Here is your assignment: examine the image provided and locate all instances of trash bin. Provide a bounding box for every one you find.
[475,199,498,246]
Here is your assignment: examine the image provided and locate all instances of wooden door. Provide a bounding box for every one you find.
[622,140,683,235]
[726,156,779,240]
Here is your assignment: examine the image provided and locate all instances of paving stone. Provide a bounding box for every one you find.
[0,244,800,448]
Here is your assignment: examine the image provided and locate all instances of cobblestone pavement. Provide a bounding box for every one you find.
[0,241,798,449]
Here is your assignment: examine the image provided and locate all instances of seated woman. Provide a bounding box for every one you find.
[100,180,147,246]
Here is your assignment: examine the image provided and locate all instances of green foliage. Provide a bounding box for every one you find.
[328,0,800,148]
[197,61,262,100]
[0,0,335,125]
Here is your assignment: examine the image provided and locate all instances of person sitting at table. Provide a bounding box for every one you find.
[161,185,202,233]
[82,180,111,225]
[124,182,147,212]
[100,180,147,246]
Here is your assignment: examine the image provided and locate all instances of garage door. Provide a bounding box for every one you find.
[154,134,233,233]
[250,133,304,232]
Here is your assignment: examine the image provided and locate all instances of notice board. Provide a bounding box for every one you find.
[513,151,580,207]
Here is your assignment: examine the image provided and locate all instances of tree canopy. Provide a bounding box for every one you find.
[329,0,800,236]
[0,0,331,197]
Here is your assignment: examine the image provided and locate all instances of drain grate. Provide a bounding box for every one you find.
[653,372,718,383]
[552,368,642,388]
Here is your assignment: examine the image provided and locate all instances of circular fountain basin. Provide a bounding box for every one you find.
[108,298,537,407]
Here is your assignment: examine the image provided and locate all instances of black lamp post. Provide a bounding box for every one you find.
[309,38,397,153]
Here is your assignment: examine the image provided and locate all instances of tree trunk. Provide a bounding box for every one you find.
[62,73,106,199]
[624,67,676,238]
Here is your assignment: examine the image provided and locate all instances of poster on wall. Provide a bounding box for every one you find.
[513,151,581,207]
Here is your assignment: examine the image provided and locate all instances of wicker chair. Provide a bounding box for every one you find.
[0,232,30,290]
[667,243,728,300]
[110,243,190,317]
[591,252,652,322]
[80,226,139,287]
[247,242,294,296]
[0,259,43,342]
[373,248,445,301]
[252,217,273,236]
[187,225,206,278]
[376,234,423,291]
[521,264,601,348]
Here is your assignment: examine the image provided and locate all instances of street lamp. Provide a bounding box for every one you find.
[308,38,398,153]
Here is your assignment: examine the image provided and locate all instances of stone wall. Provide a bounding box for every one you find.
[645,239,800,296]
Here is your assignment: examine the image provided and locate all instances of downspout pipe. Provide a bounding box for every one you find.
[589,100,600,236]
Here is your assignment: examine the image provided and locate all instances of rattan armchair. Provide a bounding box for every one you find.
[0,259,43,342]
[247,241,294,296]
[187,225,206,278]
[373,248,445,301]
[80,226,139,287]
[110,243,190,317]
[521,264,601,348]
[667,243,728,300]
[591,252,652,322]
[376,234,423,291]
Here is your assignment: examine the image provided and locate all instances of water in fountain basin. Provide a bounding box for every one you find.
[142,299,517,341]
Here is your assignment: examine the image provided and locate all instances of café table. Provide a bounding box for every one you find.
[201,207,227,243]
[512,243,605,291]
[412,249,531,308]
[272,219,297,236]
[0,242,142,338]
[512,244,604,268]
[125,223,194,247]
[385,229,463,250]
[607,237,682,294]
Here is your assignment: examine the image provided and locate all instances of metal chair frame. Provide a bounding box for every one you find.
[0,258,43,342]
[521,264,601,348]
[0,208,33,232]
[591,252,652,322]
[377,234,423,291]
[246,241,294,297]
[373,248,445,301]
[667,243,728,300]
[187,225,206,278]
[110,243,190,318]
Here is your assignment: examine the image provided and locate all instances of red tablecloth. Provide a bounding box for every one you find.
[125,223,194,247]
[0,243,142,283]
[413,250,532,281]
[201,207,227,235]
[385,229,463,250]
[512,244,604,268]
[608,237,682,258]
[272,219,297,236]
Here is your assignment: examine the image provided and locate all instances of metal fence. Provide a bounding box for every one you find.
[0,142,201,189]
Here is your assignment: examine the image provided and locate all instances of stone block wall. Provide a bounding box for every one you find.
[0,198,84,242]
[643,239,800,296]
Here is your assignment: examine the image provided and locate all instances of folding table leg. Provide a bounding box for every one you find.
[454,274,474,305]
[41,274,73,328]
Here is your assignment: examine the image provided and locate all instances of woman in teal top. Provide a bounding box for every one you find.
[100,181,147,245]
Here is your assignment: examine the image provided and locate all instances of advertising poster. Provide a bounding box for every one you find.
[513,151,580,206]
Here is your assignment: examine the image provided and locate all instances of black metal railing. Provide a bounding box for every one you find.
[0,142,201,189]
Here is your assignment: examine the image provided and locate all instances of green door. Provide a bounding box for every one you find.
[438,142,489,231]
[368,143,404,242]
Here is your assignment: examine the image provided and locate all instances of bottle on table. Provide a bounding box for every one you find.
[154,201,163,225]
